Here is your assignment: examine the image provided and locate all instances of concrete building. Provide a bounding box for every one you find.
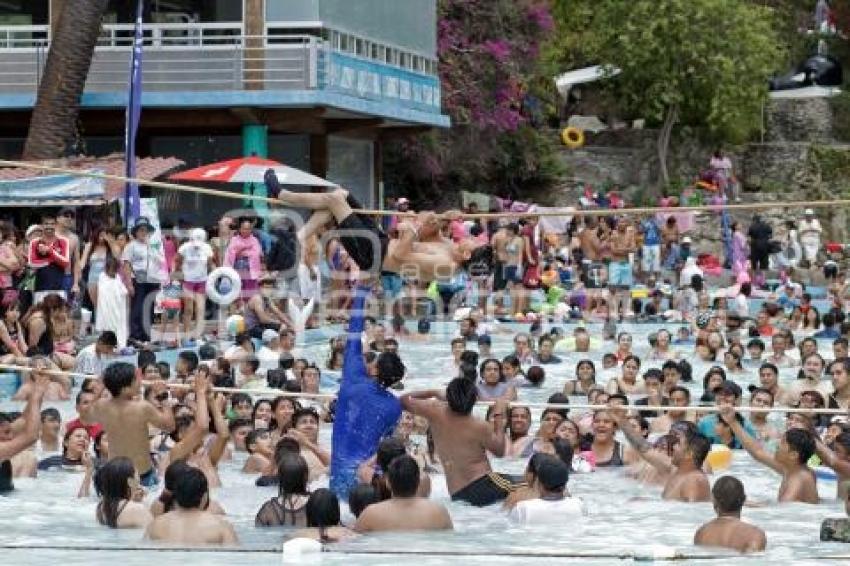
[0,0,447,222]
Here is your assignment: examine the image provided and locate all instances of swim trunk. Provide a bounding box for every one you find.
[338,213,389,274]
[182,280,206,294]
[641,245,661,273]
[451,472,520,507]
[493,260,507,291]
[62,274,73,296]
[503,266,521,284]
[381,271,403,299]
[609,260,632,288]
[139,467,159,488]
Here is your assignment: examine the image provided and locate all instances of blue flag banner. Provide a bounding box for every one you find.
[123,0,144,226]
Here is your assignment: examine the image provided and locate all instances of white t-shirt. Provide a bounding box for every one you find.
[178,241,214,282]
[509,497,585,524]
[734,293,749,317]
[122,240,164,284]
[257,345,281,376]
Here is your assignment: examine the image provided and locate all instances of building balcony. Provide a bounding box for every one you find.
[0,22,448,127]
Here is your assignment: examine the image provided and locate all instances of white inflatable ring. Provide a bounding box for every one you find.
[206,267,242,305]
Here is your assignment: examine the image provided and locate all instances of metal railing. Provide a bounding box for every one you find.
[0,23,321,93]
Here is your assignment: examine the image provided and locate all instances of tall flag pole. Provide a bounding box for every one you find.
[123,0,144,227]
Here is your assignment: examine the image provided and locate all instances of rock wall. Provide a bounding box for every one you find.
[765,97,834,143]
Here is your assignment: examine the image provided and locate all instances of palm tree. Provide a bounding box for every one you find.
[23,0,110,160]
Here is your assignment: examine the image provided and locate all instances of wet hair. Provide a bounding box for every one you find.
[669,386,691,402]
[137,349,156,368]
[622,354,641,369]
[526,366,545,386]
[546,392,570,419]
[348,484,379,518]
[687,433,712,467]
[94,457,135,528]
[446,377,478,415]
[251,399,272,424]
[97,331,118,348]
[552,437,575,472]
[198,343,217,361]
[643,368,663,383]
[102,362,136,398]
[677,359,693,382]
[278,454,309,499]
[230,392,253,410]
[244,429,267,454]
[273,437,301,470]
[40,407,60,423]
[156,362,170,380]
[93,430,108,459]
[387,454,420,498]
[293,407,320,427]
[173,466,208,509]
[712,475,746,514]
[608,393,629,405]
[376,351,406,388]
[460,350,479,367]
[271,397,300,431]
[305,488,342,542]
[159,460,192,512]
[228,417,252,434]
[785,428,816,465]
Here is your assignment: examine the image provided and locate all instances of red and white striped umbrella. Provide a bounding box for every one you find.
[169,156,336,187]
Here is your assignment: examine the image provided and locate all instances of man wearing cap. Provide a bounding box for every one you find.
[798,209,822,268]
[28,213,70,303]
[696,381,758,445]
[122,216,165,346]
[509,455,584,523]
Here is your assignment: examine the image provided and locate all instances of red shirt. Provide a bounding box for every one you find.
[65,417,103,439]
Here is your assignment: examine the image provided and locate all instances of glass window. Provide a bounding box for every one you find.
[104,0,242,24]
[0,1,48,25]
[328,136,374,209]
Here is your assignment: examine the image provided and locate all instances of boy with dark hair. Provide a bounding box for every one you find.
[719,405,818,503]
[354,455,452,532]
[694,476,766,553]
[402,378,512,506]
[80,362,175,487]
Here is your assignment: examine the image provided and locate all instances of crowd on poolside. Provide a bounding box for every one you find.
[0,187,848,554]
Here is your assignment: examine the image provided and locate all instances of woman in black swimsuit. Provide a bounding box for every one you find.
[255,453,311,527]
[591,410,625,467]
[94,457,151,529]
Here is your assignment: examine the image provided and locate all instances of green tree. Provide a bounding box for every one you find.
[548,0,785,186]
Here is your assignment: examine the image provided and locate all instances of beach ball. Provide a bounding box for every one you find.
[706,444,732,472]
[226,315,246,336]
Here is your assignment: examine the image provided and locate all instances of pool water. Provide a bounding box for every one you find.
[0,322,847,565]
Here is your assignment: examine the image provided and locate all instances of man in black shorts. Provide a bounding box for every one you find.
[747,215,773,274]
[401,378,521,506]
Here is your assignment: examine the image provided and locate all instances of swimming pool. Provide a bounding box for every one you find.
[0,322,847,565]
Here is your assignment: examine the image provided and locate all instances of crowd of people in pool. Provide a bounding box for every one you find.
[0,176,848,555]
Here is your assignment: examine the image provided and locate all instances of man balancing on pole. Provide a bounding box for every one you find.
[329,283,407,500]
[264,170,491,283]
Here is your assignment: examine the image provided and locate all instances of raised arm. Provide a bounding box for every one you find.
[483,399,508,457]
[0,372,46,460]
[206,393,230,467]
[614,412,674,475]
[815,437,850,477]
[719,406,782,474]
[167,376,210,463]
[400,390,443,419]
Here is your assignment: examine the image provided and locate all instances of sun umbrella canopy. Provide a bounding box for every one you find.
[169,156,337,187]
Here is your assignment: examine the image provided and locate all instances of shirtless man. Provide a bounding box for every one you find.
[145,466,238,545]
[579,217,600,262]
[650,386,693,434]
[814,431,850,500]
[616,413,711,502]
[490,224,510,312]
[265,170,484,284]
[355,454,452,532]
[719,405,818,503]
[401,378,513,506]
[608,218,636,318]
[80,362,175,487]
[757,363,793,407]
[694,476,766,554]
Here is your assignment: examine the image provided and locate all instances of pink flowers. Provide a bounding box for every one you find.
[482,39,511,62]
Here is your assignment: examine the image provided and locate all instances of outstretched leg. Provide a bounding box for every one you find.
[265,169,352,222]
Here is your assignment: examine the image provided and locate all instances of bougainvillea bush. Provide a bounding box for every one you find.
[384,0,562,205]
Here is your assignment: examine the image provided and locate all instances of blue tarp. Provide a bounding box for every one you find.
[0,172,105,206]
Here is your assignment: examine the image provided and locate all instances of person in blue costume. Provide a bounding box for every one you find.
[330,285,406,500]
